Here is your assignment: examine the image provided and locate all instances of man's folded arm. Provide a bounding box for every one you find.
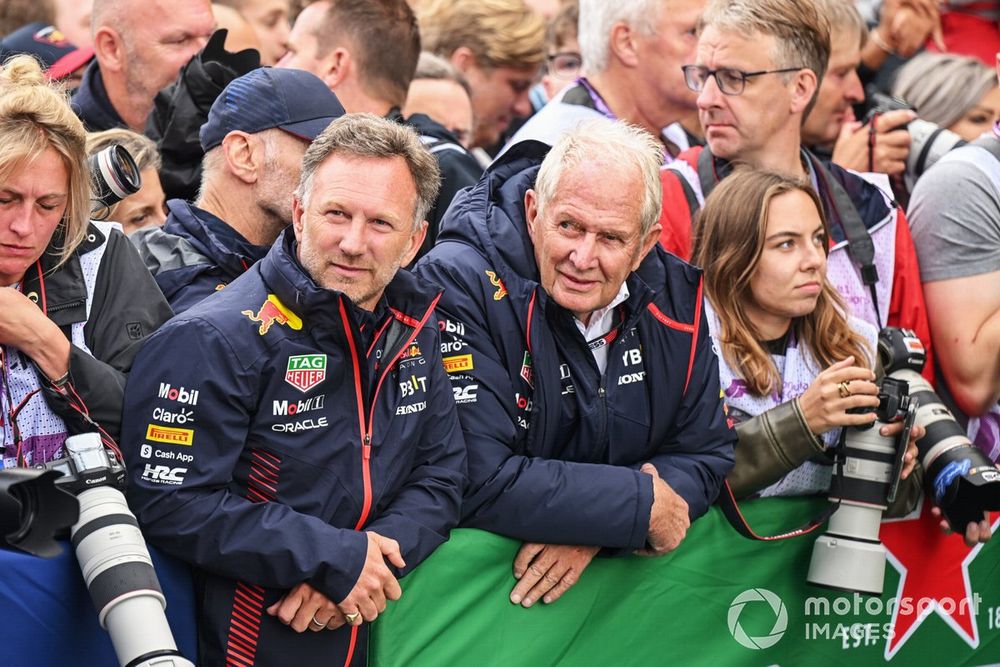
[642,307,736,520]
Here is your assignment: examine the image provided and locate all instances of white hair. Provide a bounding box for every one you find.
[578,0,664,75]
[535,119,663,237]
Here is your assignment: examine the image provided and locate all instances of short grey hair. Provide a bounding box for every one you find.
[296,113,441,227]
[892,52,997,129]
[699,0,831,115]
[535,119,663,237]
[578,0,663,75]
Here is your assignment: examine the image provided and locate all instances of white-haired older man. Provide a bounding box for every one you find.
[415,120,735,607]
[503,0,704,159]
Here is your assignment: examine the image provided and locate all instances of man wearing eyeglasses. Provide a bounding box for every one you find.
[501,0,704,161]
[658,0,932,378]
[531,2,580,109]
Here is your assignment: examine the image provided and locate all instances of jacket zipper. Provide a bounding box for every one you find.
[337,294,442,530]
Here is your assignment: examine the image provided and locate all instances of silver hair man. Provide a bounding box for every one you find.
[296,114,441,228]
[534,119,664,237]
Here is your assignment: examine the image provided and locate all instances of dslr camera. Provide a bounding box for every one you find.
[807,328,1000,595]
[865,88,966,191]
[31,433,194,667]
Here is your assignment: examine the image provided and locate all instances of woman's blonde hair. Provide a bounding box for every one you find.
[0,55,90,268]
[691,168,871,396]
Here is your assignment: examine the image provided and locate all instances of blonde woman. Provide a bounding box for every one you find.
[0,55,170,467]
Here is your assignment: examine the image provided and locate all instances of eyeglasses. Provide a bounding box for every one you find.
[681,65,804,96]
[546,52,582,80]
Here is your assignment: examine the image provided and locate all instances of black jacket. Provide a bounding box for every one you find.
[145,30,260,202]
[25,222,173,440]
[404,113,483,262]
[71,61,125,131]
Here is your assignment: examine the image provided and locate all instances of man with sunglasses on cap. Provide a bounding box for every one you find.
[132,67,346,314]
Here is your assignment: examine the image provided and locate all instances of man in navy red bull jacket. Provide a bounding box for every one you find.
[121,114,467,666]
[414,120,735,610]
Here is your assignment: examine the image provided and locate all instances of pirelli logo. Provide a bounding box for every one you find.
[442,354,474,374]
[145,424,194,446]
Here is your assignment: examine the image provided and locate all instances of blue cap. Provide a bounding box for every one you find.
[199,67,346,152]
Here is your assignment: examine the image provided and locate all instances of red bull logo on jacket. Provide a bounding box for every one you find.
[485,270,508,301]
[242,294,303,336]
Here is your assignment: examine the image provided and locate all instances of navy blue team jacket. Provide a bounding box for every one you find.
[132,199,270,314]
[414,141,735,550]
[121,229,467,666]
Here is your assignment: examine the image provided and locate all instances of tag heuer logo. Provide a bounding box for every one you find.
[285,354,327,392]
[520,351,534,388]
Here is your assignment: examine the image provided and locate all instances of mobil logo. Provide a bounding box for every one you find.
[158,383,199,406]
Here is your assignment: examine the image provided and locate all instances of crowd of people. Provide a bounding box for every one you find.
[0,0,997,665]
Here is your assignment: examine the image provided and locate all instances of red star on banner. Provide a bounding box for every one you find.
[879,499,1000,659]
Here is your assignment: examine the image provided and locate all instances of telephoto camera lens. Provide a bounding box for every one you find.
[67,434,194,667]
[878,328,1000,530]
[89,144,142,214]
[806,379,915,596]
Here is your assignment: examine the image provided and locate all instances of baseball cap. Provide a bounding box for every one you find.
[0,23,94,81]
[199,67,347,152]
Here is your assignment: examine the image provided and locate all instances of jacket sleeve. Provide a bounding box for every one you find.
[363,324,468,576]
[416,257,654,550]
[644,300,736,520]
[727,399,826,499]
[121,317,369,603]
[657,168,696,259]
[47,230,173,440]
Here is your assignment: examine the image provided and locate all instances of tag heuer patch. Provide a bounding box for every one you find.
[520,351,533,388]
[285,354,327,392]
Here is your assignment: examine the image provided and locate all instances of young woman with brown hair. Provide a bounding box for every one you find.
[692,168,920,506]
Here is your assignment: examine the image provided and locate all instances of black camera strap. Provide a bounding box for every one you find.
[717,441,847,541]
[811,158,884,327]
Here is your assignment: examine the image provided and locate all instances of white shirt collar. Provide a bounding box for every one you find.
[575,281,629,334]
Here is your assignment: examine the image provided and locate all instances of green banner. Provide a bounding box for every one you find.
[371,498,1000,666]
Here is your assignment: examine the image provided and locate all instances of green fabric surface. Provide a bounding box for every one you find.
[371,498,1000,666]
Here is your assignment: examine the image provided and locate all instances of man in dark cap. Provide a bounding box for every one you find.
[132,67,346,313]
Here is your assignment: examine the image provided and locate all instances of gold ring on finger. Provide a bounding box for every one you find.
[837,381,852,398]
[345,611,361,623]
